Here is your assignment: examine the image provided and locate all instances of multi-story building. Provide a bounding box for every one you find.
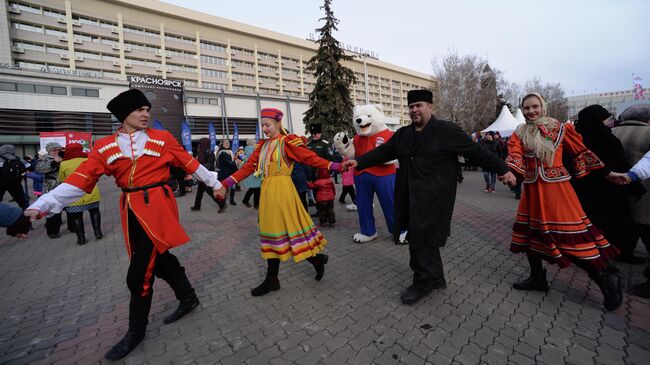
[0,0,433,155]
[567,87,649,120]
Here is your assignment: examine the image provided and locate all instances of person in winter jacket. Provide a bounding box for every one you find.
[308,168,336,227]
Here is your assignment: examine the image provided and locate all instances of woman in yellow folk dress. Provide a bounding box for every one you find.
[217,108,341,296]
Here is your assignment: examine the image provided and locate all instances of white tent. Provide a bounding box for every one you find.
[482,106,522,137]
[514,108,525,124]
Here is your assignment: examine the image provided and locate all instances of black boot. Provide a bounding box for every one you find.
[105,295,149,360]
[89,209,103,239]
[104,329,145,360]
[251,259,280,296]
[163,294,199,324]
[594,270,625,311]
[513,256,549,292]
[307,254,329,281]
[71,214,87,245]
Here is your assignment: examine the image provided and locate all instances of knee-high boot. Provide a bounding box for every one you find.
[251,259,280,296]
[70,213,87,245]
[577,261,624,311]
[104,294,150,360]
[306,254,329,281]
[513,255,549,292]
[90,208,103,239]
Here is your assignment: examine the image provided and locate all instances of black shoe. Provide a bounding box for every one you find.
[632,280,650,298]
[328,223,335,228]
[400,285,434,305]
[163,295,199,324]
[217,206,227,214]
[190,206,201,211]
[76,235,88,245]
[230,201,237,206]
[104,330,145,360]
[515,194,521,200]
[512,269,549,292]
[243,202,252,208]
[251,278,280,296]
[94,229,103,240]
[614,254,646,265]
[48,233,61,239]
[312,254,329,281]
[599,273,624,311]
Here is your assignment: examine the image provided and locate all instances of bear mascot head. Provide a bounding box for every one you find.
[334,104,389,158]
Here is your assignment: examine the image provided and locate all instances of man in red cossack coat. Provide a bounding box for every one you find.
[25,89,223,360]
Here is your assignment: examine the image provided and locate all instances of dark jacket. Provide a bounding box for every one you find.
[356,118,509,246]
[291,162,311,193]
[217,150,237,179]
[572,119,642,248]
[481,139,502,172]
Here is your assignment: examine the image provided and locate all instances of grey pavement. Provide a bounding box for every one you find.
[1,170,649,365]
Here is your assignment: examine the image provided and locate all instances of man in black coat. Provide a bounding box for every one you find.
[342,90,516,304]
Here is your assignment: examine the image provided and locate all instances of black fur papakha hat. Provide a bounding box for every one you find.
[107,89,152,122]
[407,89,433,105]
[309,123,322,134]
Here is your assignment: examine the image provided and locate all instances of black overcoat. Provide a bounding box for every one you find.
[355,118,509,246]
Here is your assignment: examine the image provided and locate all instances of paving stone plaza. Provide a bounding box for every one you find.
[1,171,649,364]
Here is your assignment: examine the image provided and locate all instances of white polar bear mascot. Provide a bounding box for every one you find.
[334,104,407,244]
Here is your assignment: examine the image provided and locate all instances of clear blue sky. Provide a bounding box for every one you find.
[163,0,649,95]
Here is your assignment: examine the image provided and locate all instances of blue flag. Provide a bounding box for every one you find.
[152,119,165,130]
[231,122,240,153]
[181,120,192,153]
[208,121,217,152]
[255,121,261,142]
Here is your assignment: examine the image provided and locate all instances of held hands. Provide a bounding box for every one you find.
[605,171,631,185]
[214,186,227,201]
[498,171,517,187]
[24,209,45,222]
[340,159,358,172]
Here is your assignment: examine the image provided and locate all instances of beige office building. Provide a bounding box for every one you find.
[0,0,433,153]
[567,87,649,120]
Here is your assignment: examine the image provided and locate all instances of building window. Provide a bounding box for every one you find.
[17,83,35,93]
[200,41,226,53]
[202,82,226,90]
[202,69,227,78]
[201,55,226,65]
[12,22,43,34]
[10,2,42,14]
[0,82,17,91]
[52,86,67,95]
[71,88,99,97]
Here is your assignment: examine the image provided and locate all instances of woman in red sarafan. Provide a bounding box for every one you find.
[506,93,624,311]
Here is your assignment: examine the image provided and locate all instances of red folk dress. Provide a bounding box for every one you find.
[506,122,618,269]
[65,129,200,255]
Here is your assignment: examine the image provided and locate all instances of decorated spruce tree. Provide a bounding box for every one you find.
[304,0,356,138]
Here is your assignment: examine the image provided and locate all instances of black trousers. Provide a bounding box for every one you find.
[317,201,335,225]
[126,210,195,330]
[338,185,356,204]
[298,191,308,211]
[242,187,260,208]
[192,182,224,209]
[45,212,62,236]
[0,181,27,209]
[409,240,446,288]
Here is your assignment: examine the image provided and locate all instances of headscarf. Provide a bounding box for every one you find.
[575,105,612,144]
[197,138,211,164]
[62,143,87,161]
[515,93,559,165]
[0,144,18,161]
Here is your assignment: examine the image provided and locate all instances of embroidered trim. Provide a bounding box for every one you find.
[98,142,124,165]
[143,139,165,157]
[573,149,603,177]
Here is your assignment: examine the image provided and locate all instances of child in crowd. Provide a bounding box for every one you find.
[338,157,356,208]
[308,168,336,227]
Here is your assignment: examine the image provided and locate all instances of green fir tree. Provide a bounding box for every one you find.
[304,0,356,139]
